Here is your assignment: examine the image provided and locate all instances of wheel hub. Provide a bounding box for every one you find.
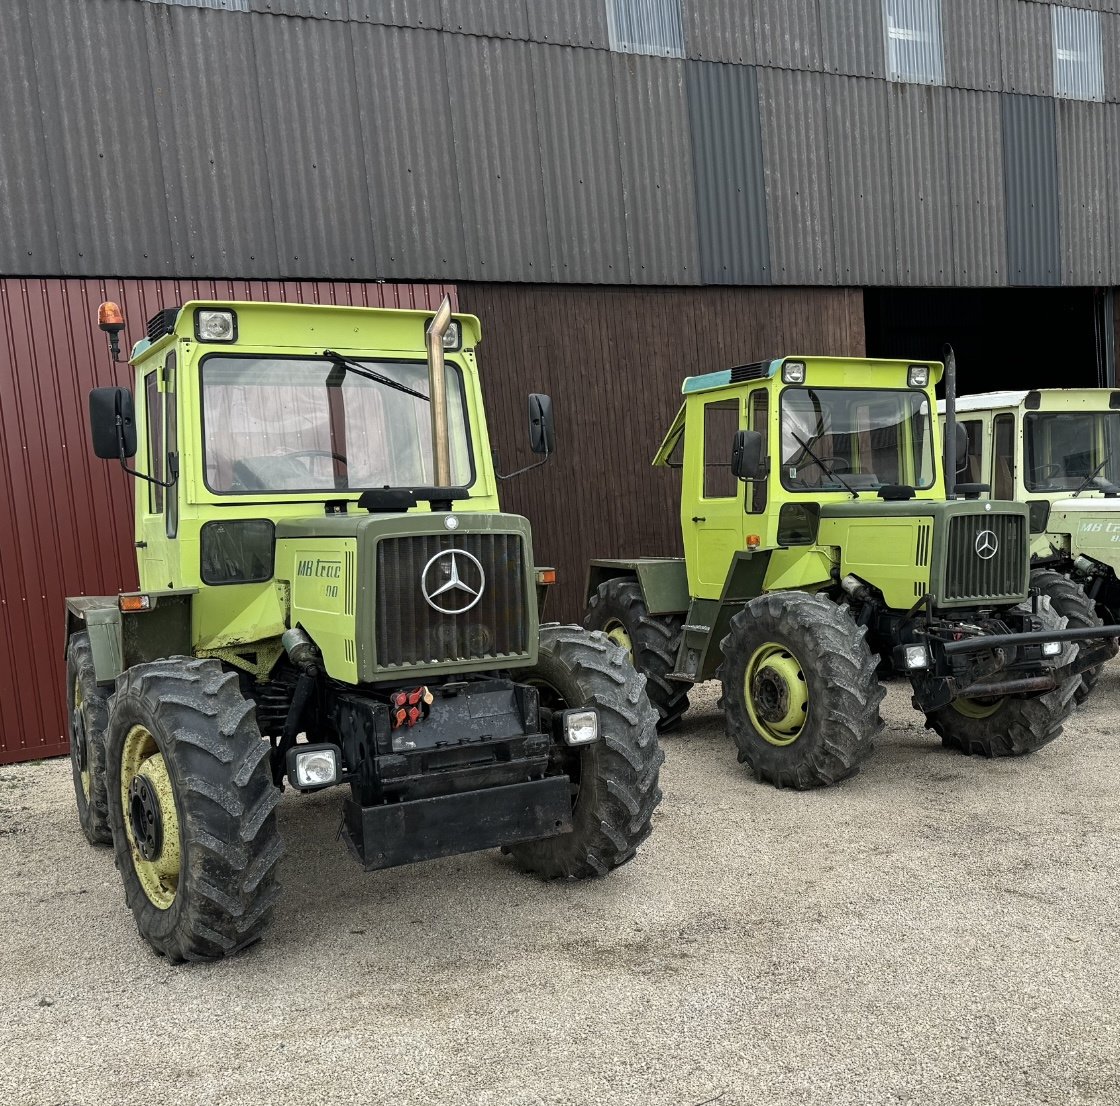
[120,727,182,910]
[751,668,792,724]
[744,642,809,747]
[604,620,634,659]
[128,773,163,861]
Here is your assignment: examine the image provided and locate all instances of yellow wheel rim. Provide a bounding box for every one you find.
[604,619,634,660]
[952,696,1005,720]
[745,641,809,747]
[74,678,90,801]
[120,725,181,910]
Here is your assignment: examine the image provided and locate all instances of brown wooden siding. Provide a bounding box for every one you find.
[0,278,455,766]
[458,283,866,622]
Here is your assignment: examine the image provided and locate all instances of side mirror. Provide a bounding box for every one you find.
[89,387,136,460]
[953,423,968,474]
[528,393,555,456]
[731,429,764,480]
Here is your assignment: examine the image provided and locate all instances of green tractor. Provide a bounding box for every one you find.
[584,352,1119,789]
[947,387,1120,704]
[67,298,662,961]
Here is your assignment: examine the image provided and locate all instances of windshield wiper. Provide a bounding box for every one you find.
[792,432,859,499]
[1073,453,1113,497]
[322,350,430,402]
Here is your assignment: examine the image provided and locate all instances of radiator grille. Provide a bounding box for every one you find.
[943,513,1025,602]
[375,533,529,669]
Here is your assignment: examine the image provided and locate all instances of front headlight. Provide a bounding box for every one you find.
[902,644,930,670]
[908,364,929,388]
[1042,641,1063,657]
[287,744,341,790]
[196,308,237,342]
[560,708,599,746]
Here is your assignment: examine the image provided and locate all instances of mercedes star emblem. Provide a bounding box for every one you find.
[421,548,486,614]
[974,529,999,560]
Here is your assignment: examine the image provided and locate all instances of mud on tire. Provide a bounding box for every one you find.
[926,594,1079,757]
[719,591,884,789]
[67,633,113,846]
[510,626,664,879]
[1030,569,1103,707]
[106,657,284,962]
[584,577,691,732]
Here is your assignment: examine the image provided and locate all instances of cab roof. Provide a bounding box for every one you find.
[945,388,1120,413]
[681,355,943,395]
[129,299,481,363]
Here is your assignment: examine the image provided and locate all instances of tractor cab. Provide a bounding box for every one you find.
[944,388,1120,623]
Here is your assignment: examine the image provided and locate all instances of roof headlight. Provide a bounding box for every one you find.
[908,364,930,388]
[196,308,237,342]
[427,317,462,350]
[782,360,806,384]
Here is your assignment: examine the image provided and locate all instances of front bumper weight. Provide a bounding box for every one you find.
[343,776,573,871]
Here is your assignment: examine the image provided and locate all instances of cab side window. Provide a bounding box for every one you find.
[748,389,768,513]
[164,353,178,539]
[703,399,740,499]
[992,414,1015,499]
[960,419,984,485]
[145,371,164,514]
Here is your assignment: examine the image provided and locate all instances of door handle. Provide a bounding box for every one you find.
[691,516,706,523]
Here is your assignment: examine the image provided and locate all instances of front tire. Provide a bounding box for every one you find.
[67,633,113,846]
[1031,569,1103,706]
[926,595,1079,757]
[719,591,884,789]
[510,626,663,879]
[584,578,691,732]
[106,658,283,962]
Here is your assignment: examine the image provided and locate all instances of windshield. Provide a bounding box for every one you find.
[201,356,472,493]
[1024,411,1120,493]
[780,388,935,491]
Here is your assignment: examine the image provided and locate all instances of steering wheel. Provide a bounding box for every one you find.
[286,449,348,468]
[1032,463,1063,481]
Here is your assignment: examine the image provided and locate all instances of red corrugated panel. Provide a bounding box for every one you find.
[0,278,456,765]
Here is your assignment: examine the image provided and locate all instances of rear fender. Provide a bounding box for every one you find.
[65,591,195,683]
[585,559,690,616]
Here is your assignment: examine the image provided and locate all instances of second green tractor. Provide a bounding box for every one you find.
[585,353,1120,789]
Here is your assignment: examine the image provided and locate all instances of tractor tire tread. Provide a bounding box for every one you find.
[509,626,663,880]
[106,657,282,963]
[584,579,691,732]
[718,591,883,789]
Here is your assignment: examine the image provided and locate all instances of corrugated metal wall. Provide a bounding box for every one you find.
[458,283,866,624]
[9,0,1120,289]
[0,278,454,766]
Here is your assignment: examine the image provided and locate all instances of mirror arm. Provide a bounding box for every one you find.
[495,446,552,481]
[115,416,176,488]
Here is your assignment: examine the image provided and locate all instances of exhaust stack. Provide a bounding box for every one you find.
[426,296,454,487]
[942,343,957,501]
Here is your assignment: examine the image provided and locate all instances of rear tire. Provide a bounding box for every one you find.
[926,595,1079,756]
[67,633,113,846]
[510,626,663,879]
[584,578,691,732]
[719,591,884,789]
[1030,569,1103,706]
[106,658,283,962]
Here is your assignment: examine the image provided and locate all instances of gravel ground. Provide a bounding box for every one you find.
[2,669,1120,1106]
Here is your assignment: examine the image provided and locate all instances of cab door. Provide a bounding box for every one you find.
[684,394,746,598]
[137,353,178,590]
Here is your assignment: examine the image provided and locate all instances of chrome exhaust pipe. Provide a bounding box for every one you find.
[426,296,453,487]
